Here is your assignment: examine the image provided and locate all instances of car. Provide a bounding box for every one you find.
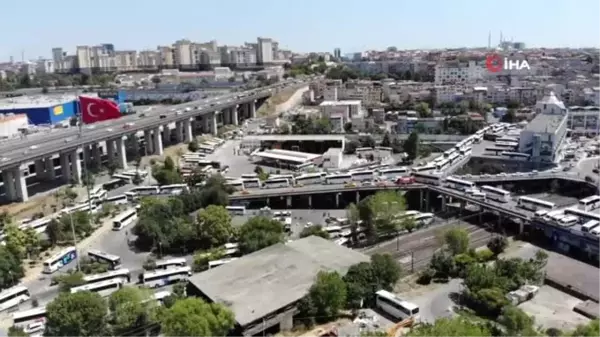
[107,128,113,132]
[185,107,191,112]
[86,125,96,130]
[123,123,134,129]
[594,168,599,174]
[29,145,38,150]
[1,157,8,162]
[176,111,183,115]
[159,114,167,119]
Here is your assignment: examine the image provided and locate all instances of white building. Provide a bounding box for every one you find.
[568,106,600,137]
[36,60,55,74]
[257,37,274,65]
[319,100,362,132]
[434,60,485,85]
[0,113,28,139]
[518,92,568,163]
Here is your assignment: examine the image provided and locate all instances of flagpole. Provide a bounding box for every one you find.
[76,94,94,266]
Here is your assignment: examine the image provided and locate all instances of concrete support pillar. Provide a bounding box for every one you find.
[425,190,431,212]
[162,125,170,144]
[175,122,184,143]
[459,200,466,216]
[441,195,447,212]
[203,117,210,134]
[60,153,71,182]
[308,195,312,209]
[83,146,91,166]
[478,211,483,224]
[519,221,524,234]
[44,157,56,180]
[242,103,249,119]
[13,168,28,202]
[249,101,256,119]
[419,189,424,211]
[34,159,45,180]
[154,127,164,156]
[184,119,193,143]
[2,170,17,201]
[92,144,102,168]
[266,198,270,206]
[211,112,218,136]
[232,105,239,126]
[144,130,154,155]
[106,139,115,165]
[222,109,230,125]
[116,137,128,169]
[355,191,360,204]
[335,193,340,208]
[286,196,292,208]
[70,150,81,184]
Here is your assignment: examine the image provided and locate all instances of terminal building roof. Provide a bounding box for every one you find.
[0,95,76,110]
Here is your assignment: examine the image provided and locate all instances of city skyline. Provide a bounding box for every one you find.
[2,0,599,61]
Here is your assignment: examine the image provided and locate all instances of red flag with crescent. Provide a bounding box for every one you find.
[79,96,122,124]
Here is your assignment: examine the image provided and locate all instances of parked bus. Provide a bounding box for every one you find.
[262,178,292,189]
[104,194,128,205]
[295,173,324,186]
[375,290,420,321]
[578,195,600,212]
[517,196,556,212]
[125,191,138,202]
[154,258,187,270]
[564,207,600,223]
[435,159,451,171]
[412,172,442,185]
[501,152,531,160]
[241,173,258,179]
[324,174,353,185]
[70,278,125,297]
[208,258,239,269]
[112,209,137,231]
[60,203,98,215]
[223,242,240,257]
[0,285,30,313]
[378,167,409,181]
[351,170,375,182]
[23,217,52,234]
[444,176,476,191]
[12,306,46,329]
[242,178,261,189]
[226,180,244,191]
[481,185,511,203]
[87,250,122,270]
[83,269,131,285]
[103,178,128,190]
[43,246,77,273]
[112,174,133,184]
[141,266,192,288]
[413,213,434,227]
[226,205,246,216]
[131,186,160,196]
[412,164,436,173]
[160,184,189,195]
[582,220,600,233]
[87,187,108,204]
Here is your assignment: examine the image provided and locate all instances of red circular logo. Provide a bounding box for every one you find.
[486,54,503,73]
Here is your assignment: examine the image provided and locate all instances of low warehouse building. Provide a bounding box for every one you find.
[0,95,77,125]
[0,113,28,139]
[186,236,369,336]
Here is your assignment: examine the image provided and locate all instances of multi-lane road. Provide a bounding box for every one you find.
[0,80,309,170]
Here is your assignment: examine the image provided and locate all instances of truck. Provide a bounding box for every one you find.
[506,285,539,305]
[118,103,135,115]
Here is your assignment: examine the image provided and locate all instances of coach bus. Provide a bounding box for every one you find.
[154,258,187,270]
[225,180,244,191]
[324,174,353,185]
[71,278,125,297]
[226,205,246,216]
[87,250,122,270]
[60,203,99,215]
[378,167,409,181]
[112,174,133,184]
[159,184,189,195]
[24,217,52,234]
[83,269,131,285]
[262,178,292,189]
[295,173,324,186]
[0,285,30,313]
[104,194,128,205]
[141,266,192,288]
[375,290,420,321]
[501,152,531,160]
[412,164,436,173]
[12,306,46,329]
[208,257,239,269]
[131,186,160,196]
[517,196,556,212]
[43,246,77,273]
[242,178,261,189]
[444,176,476,191]
[351,170,375,182]
[481,185,511,203]
[578,195,600,212]
[564,207,600,223]
[412,172,442,185]
[112,209,137,231]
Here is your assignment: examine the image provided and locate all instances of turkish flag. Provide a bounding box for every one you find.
[79,96,122,124]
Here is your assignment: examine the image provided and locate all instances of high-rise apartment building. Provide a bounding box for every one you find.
[75,46,92,72]
[138,50,159,68]
[257,37,274,65]
[173,40,192,66]
[334,48,341,59]
[157,46,174,67]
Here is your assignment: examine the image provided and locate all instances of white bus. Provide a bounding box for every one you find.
[104,194,129,205]
[223,242,240,257]
[413,213,434,227]
[241,173,258,179]
[443,149,457,158]
[351,170,375,182]
[459,148,472,157]
[412,172,442,185]
[444,176,476,191]
[208,257,238,269]
[141,266,192,288]
[435,159,451,171]
[448,153,460,164]
[12,306,46,329]
[122,170,148,179]
[295,173,324,186]
[160,184,189,195]
[375,290,420,321]
[60,203,98,215]
[481,185,511,203]
[242,178,261,189]
[324,174,353,185]
[0,286,30,312]
[87,187,108,204]
[124,191,138,202]
[83,269,131,284]
[501,152,531,160]
[24,217,52,234]
[43,246,77,273]
[517,196,556,212]
[112,209,137,230]
[557,215,579,227]
[578,195,600,212]
[226,180,245,191]
[226,205,246,216]
[582,220,600,233]
[564,208,600,223]
[378,167,409,181]
[131,186,160,196]
[412,164,436,173]
[262,178,291,189]
[198,144,216,154]
[87,250,122,270]
[154,258,187,270]
[112,173,133,184]
[70,278,125,297]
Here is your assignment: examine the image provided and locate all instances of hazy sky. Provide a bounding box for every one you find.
[2,0,599,61]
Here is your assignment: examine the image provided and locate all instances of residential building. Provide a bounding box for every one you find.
[257,37,274,65]
[230,48,257,66]
[138,50,159,69]
[75,46,92,72]
[157,46,175,67]
[334,48,341,59]
[173,40,192,66]
[319,100,362,132]
[568,106,600,137]
[518,92,568,163]
[434,60,485,85]
[115,51,137,71]
[35,59,55,74]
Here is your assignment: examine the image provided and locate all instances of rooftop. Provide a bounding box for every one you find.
[243,134,346,142]
[319,100,362,106]
[253,148,322,164]
[538,91,566,110]
[523,113,566,134]
[187,236,369,327]
[0,95,76,110]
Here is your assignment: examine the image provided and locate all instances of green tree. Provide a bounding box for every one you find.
[299,225,330,239]
[487,236,508,256]
[109,287,158,335]
[52,271,86,292]
[370,253,402,288]
[407,317,493,336]
[0,246,24,288]
[187,140,199,152]
[299,271,347,325]
[195,205,234,248]
[343,254,402,309]
[45,292,109,337]
[570,319,599,337]
[163,156,175,171]
[7,326,28,337]
[498,305,538,336]
[238,216,285,254]
[363,191,407,238]
[159,298,235,336]
[500,109,517,123]
[403,131,419,161]
[444,228,470,256]
[381,132,391,147]
[3,224,40,259]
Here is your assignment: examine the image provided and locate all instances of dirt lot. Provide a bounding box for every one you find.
[257,88,298,116]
